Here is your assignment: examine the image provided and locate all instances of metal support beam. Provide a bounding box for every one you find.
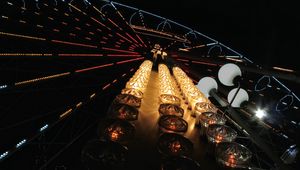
[210,90,291,170]
[239,65,300,84]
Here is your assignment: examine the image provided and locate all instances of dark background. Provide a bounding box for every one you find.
[117,0,300,71]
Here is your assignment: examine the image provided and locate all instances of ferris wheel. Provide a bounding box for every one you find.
[0,1,299,170]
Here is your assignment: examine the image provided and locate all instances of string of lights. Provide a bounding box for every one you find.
[0,66,137,162]
[108,2,147,47]
[1,2,100,46]
[1,1,144,56]
[158,64,181,105]
[2,58,144,89]
[124,60,152,95]
[69,3,142,49]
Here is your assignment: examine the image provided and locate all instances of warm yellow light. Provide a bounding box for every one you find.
[0,31,46,41]
[273,66,294,73]
[15,72,70,86]
[194,102,217,116]
[124,60,153,97]
[158,64,181,105]
[59,109,73,119]
[173,67,216,115]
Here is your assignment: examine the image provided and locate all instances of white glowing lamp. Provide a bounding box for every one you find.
[227,88,249,108]
[218,63,242,86]
[197,77,218,98]
[255,109,266,119]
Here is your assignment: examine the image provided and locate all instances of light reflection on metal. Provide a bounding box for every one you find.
[225,57,243,63]
[281,144,299,164]
[216,142,252,168]
[176,58,189,62]
[273,66,294,73]
[191,60,218,66]
[198,112,226,128]
[206,124,237,144]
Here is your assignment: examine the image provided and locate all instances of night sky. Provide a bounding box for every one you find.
[117,0,300,71]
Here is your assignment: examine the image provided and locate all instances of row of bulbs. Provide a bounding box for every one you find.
[158,64,182,106]
[15,72,71,86]
[172,67,217,117]
[124,60,153,97]
[158,64,179,97]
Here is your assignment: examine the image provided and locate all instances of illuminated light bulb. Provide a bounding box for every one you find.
[0,151,9,159]
[227,154,236,167]
[173,67,215,115]
[39,124,49,132]
[158,64,181,105]
[255,109,266,119]
[0,85,8,89]
[215,134,223,143]
[16,139,27,148]
[107,127,124,141]
[169,141,182,153]
[124,60,153,95]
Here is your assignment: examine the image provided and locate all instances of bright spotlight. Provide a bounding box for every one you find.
[255,109,266,119]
